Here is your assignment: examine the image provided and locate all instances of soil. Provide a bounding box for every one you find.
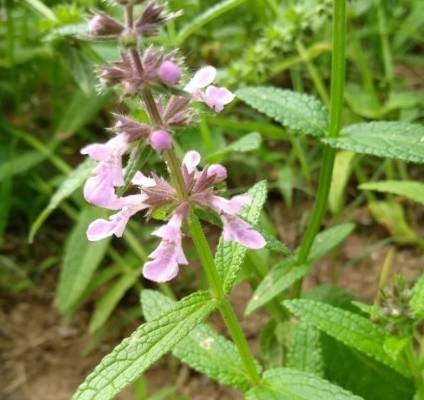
[1,204,422,400]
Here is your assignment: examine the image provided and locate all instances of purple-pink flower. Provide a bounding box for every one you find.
[81,133,130,209]
[83,149,265,282]
[143,203,189,282]
[185,66,235,112]
[87,194,149,241]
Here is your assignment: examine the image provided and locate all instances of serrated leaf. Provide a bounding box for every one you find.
[323,122,424,164]
[283,299,410,377]
[215,180,267,293]
[246,368,363,400]
[246,223,355,315]
[236,87,328,137]
[141,290,253,390]
[72,291,217,400]
[56,207,110,314]
[89,271,139,334]
[30,159,95,242]
[322,335,413,400]
[360,180,424,206]
[410,274,424,318]
[286,322,323,376]
[177,0,247,44]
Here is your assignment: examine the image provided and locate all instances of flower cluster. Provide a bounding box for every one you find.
[81,0,265,282]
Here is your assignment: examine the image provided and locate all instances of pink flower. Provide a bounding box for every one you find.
[185,66,235,112]
[87,194,148,241]
[143,204,189,282]
[81,134,130,208]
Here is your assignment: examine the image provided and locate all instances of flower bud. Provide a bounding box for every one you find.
[207,164,227,183]
[88,12,124,36]
[120,29,138,48]
[158,61,181,86]
[149,130,172,151]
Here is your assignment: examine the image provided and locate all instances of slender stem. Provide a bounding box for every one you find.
[187,212,224,299]
[293,0,347,297]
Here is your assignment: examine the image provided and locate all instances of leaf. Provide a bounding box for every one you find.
[246,223,355,314]
[246,260,310,316]
[283,299,410,377]
[72,291,217,400]
[56,207,110,314]
[329,151,356,214]
[89,271,139,334]
[22,0,57,21]
[368,201,418,244]
[246,368,363,400]
[141,290,253,390]
[215,180,267,293]
[286,322,324,376]
[410,274,424,318]
[322,335,414,400]
[236,87,328,137]
[176,0,248,44]
[29,159,95,242]
[323,122,424,164]
[55,88,111,135]
[206,132,262,161]
[359,180,424,206]
[0,151,45,180]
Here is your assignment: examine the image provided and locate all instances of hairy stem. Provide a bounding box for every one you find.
[292,0,347,297]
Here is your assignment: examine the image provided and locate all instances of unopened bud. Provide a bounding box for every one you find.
[88,12,124,36]
[120,29,138,48]
[158,61,181,86]
[149,130,172,151]
[207,164,227,183]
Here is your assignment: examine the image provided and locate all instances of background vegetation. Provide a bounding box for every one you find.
[0,0,423,399]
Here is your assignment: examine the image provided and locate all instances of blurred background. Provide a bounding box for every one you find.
[0,0,423,399]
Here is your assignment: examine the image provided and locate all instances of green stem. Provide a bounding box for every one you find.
[293,0,347,297]
[188,216,260,384]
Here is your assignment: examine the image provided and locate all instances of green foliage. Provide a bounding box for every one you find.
[56,207,111,315]
[236,87,328,137]
[323,122,424,164]
[73,291,218,400]
[215,180,267,293]
[141,290,253,390]
[321,336,414,400]
[206,132,262,161]
[410,275,424,319]
[246,223,355,314]
[286,322,324,376]
[177,0,248,44]
[30,159,95,242]
[89,271,139,334]
[284,299,411,377]
[246,368,363,400]
[360,180,424,206]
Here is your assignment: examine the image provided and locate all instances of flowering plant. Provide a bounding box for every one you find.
[68,1,424,400]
